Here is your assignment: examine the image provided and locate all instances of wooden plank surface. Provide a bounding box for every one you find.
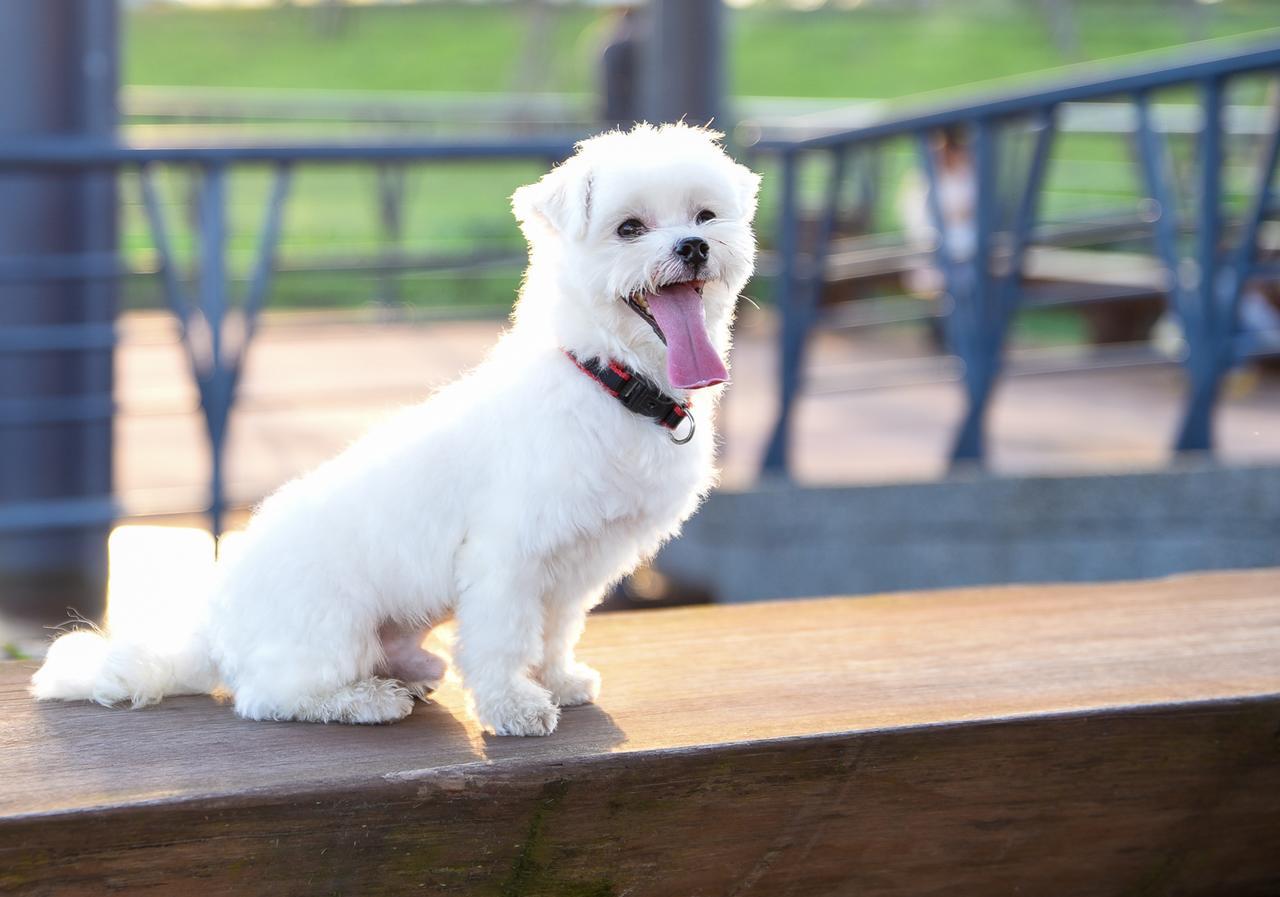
[3,568,1280,896]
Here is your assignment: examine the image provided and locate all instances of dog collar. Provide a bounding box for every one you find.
[563,350,696,445]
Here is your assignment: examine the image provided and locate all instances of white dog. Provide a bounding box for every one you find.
[32,124,760,736]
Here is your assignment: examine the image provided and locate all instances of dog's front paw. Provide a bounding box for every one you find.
[543,663,601,707]
[475,681,560,737]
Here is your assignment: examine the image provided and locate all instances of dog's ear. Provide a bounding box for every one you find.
[733,163,762,221]
[512,156,592,242]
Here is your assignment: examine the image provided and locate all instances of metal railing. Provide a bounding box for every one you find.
[0,137,577,538]
[747,37,1280,476]
[6,39,1280,542]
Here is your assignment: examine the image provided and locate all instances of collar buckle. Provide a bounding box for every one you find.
[617,376,641,401]
[618,378,666,418]
[564,349,695,445]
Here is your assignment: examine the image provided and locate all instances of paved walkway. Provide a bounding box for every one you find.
[115,308,1280,519]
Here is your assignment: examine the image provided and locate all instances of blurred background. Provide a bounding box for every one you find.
[2,0,1279,648]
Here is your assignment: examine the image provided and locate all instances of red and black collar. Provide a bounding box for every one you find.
[564,350,695,444]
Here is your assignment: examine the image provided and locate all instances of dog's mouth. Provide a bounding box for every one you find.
[625,280,703,342]
[624,279,728,389]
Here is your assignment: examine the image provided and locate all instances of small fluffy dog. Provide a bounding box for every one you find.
[33,124,760,736]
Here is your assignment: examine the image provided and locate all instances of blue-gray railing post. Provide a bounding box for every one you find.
[198,163,231,539]
[1132,92,1186,320]
[998,109,1055,333]
[855,148,879,225]
[0,0,117,622]
[240,163,292,347]
[949,118,1000,464]
[761,149,802,475]
[763,147,849,476]
[1176,76,1226,452]
[376,163,407,309]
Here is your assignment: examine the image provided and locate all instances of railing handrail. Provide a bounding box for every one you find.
[0,136,581,168]
[747,34,1280,150]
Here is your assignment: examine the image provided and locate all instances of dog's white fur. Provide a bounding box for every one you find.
[32,124,760,736]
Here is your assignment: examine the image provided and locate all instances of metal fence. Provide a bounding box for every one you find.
[5,38,1280,542]
[746,38,1280,476]
[0,138,576,539]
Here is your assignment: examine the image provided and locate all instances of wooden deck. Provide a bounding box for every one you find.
[3,569,1279,895]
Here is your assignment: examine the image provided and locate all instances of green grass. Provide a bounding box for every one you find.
[1,642,30,662]
[120,1,1280,316]
[127,1,1280,99]
[126,4,600,93]
[730,3,1277,99]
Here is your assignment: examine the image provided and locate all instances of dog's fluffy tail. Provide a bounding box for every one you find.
[31,619,217,708]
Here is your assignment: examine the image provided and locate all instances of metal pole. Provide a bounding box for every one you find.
[949,119,998,465]
[642,0,724,126]
[761,150,800,476]
[1176,76,1225,453]
[0,1,117,622]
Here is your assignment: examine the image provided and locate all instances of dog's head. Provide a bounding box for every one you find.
[512,123,760,392]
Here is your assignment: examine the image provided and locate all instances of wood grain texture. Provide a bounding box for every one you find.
[2,568,1279,896]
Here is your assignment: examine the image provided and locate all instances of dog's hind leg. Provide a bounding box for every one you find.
[289,678,414,724]
[378,623,447,699]
[224,615,414,724]
[234,677,414,724]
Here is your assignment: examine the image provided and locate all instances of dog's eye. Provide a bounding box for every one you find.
[695,209,716,225]
[616,218,645,239]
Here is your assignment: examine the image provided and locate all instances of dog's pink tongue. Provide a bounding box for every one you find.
[646,283,728,389]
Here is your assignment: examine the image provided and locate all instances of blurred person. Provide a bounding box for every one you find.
[898,127,975,345]
[600,6,644,128]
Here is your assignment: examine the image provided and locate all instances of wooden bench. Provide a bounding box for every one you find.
[3,569,1279,896]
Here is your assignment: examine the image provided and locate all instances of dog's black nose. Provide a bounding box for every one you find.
[674,236,710,266]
